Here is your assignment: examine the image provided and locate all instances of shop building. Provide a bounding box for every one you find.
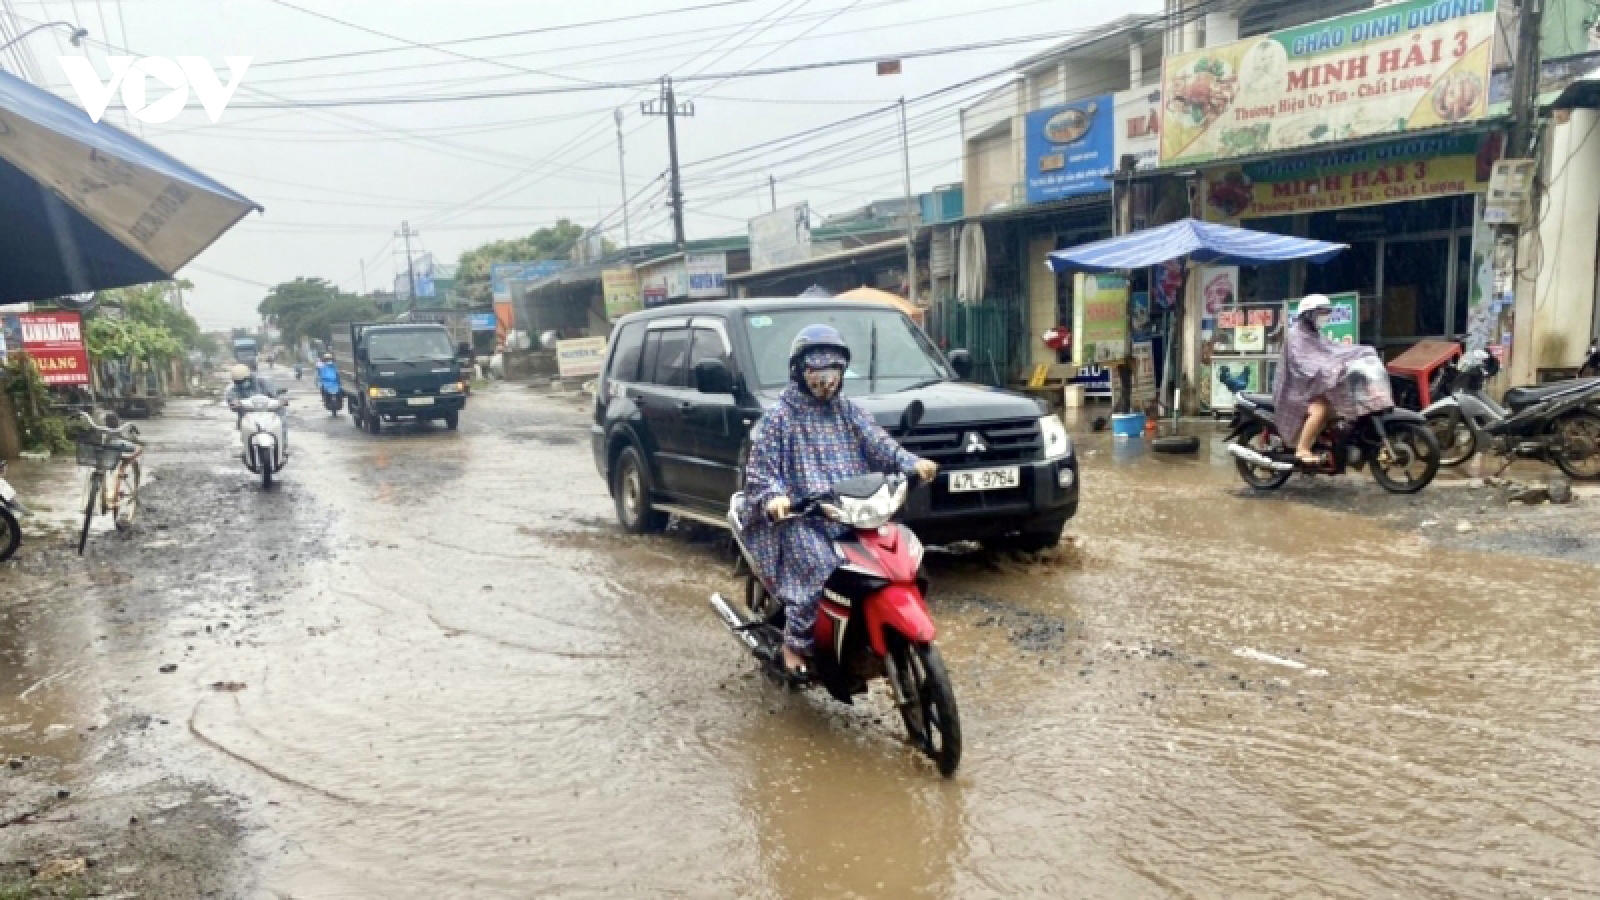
[956,16,1167,389]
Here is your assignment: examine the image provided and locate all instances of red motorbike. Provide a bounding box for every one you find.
[712,469,962,776]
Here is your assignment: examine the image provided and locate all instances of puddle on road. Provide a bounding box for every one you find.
[9,390,1596,897]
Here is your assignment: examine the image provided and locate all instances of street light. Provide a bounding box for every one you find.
[0,22,88,55]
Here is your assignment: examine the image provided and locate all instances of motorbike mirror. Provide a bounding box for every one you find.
[900,399,925,434]
[693,358,735,394]
[947,349,973,380]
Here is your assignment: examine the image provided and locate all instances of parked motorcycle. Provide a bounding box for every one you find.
[1424,349,1600,479]
[1226,357,1442,493]
[233,391,289,488]
[0,459,31,562]
[711,462,962,776]
[294,364,304,380]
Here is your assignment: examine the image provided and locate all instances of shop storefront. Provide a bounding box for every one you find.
[1150,0,1506,410]
[1198,132,1498,353]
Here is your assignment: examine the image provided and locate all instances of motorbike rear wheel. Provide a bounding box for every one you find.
[1427,407,1478,467]
[1233,422,1292,490]
[1370,421,1441,493]
[889,635,962,777]
[0,507,18,562]
[1552,411,1600,480]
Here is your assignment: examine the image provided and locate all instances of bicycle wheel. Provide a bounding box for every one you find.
[78,473,101,555]
[114,461,141,530]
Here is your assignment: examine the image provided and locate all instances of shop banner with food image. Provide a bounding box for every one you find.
[1160,0,1496,166]
[1202,132,1496,220]
[1025,94,1114,203]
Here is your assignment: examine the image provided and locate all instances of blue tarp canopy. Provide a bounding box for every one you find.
[0,69,259,305]
[1045,218,1346,274]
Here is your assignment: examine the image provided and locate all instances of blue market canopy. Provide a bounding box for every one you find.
[0,70,260,305]
[1045,218,1346,274]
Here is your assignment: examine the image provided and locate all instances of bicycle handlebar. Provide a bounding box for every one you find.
[76,410,140,441]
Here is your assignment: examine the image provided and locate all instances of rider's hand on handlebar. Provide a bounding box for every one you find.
[766,496,792,521]
[914,458,939,483]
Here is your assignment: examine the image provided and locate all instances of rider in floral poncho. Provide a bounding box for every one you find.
[739,325,937,678]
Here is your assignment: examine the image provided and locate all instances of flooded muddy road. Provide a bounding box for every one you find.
[3,376,1597,898]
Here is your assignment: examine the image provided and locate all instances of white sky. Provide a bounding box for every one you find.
[5,0,1151,329]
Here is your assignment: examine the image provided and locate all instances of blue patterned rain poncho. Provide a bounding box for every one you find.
[740,378,920,653]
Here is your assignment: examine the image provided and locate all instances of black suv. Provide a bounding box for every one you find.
[590,299,1079,550]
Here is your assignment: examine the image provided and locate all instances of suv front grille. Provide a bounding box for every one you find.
[900,418,1042,466]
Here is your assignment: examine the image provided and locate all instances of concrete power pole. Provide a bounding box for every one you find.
[769,175,777,212]
[898,97,917,308]
[1508,0,1545,157]
[642,76,694,249]
[396,221,420,314]
[614,108,632,249]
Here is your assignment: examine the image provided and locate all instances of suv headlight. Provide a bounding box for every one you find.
[439,381,464,394]
[1039,414,1072,461]
[368,387,396,398]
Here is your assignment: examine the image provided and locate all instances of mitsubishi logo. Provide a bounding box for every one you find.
[962,431,988,455]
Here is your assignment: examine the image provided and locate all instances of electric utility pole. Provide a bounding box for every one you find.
[898,97,917,308]
[396,221,420,314]
[1508,0,1545,157]
[769,175,777,212]
[615,108,632,249]
[641,76,694,249]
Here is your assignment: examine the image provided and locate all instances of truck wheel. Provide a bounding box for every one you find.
[444,411,459,430]
[364,406,381,435]
[350,402,364,429]
[613,445,667,534]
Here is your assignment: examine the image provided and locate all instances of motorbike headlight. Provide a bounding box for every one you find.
[439,381,464,394]
[369,387,396,398]
[1039,414,1072,461]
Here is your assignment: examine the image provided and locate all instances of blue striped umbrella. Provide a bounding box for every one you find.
[1045,218,1346,273]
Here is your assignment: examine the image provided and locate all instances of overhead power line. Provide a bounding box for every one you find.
[253,0,763,69]
[134,29,1118,109]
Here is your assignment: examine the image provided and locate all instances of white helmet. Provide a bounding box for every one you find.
[1297,294,1332,319]
[229,364,251,381]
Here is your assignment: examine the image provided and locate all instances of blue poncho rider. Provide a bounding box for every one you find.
[739,325,938,678]
[316,352,340,400]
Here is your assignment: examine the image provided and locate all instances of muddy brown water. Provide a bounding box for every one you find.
[3,384,1596,898]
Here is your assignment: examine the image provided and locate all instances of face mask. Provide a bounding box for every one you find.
[804,366,842,398]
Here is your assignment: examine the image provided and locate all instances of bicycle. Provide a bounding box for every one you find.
[75,411,143,555]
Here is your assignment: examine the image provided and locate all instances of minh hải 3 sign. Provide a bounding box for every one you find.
[1160,0,1496,166]
[1025,94,1115,204]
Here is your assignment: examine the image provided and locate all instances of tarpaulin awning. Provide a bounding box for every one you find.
[0,69,260,305]
[1045,218,1346,274]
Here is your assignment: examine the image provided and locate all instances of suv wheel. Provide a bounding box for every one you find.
[613,445,667,534]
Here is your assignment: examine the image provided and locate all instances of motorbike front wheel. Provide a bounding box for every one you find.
[1370,421,1441,493]
[1232,422,1292,490]
[0,507,18,562]
[1552,411,1600,480]
[1426,408,1478,467]
[889,635,962,777]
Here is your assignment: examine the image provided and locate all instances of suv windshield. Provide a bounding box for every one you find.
[743,307,947,393]
[366,328,454,362]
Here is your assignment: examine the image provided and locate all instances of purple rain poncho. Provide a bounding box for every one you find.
[1272,318,1394,441]
[738,381,919,653]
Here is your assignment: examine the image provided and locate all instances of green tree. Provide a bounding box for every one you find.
[84,280,204,363]
[455,220,590,304]
[258,277,378,346]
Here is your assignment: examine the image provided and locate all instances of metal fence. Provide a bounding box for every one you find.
[927,295,1021,387]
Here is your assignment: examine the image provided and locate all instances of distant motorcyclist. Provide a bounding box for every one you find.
[316,353,341,409]
[225,363,279,420]
[738,325,938,679]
